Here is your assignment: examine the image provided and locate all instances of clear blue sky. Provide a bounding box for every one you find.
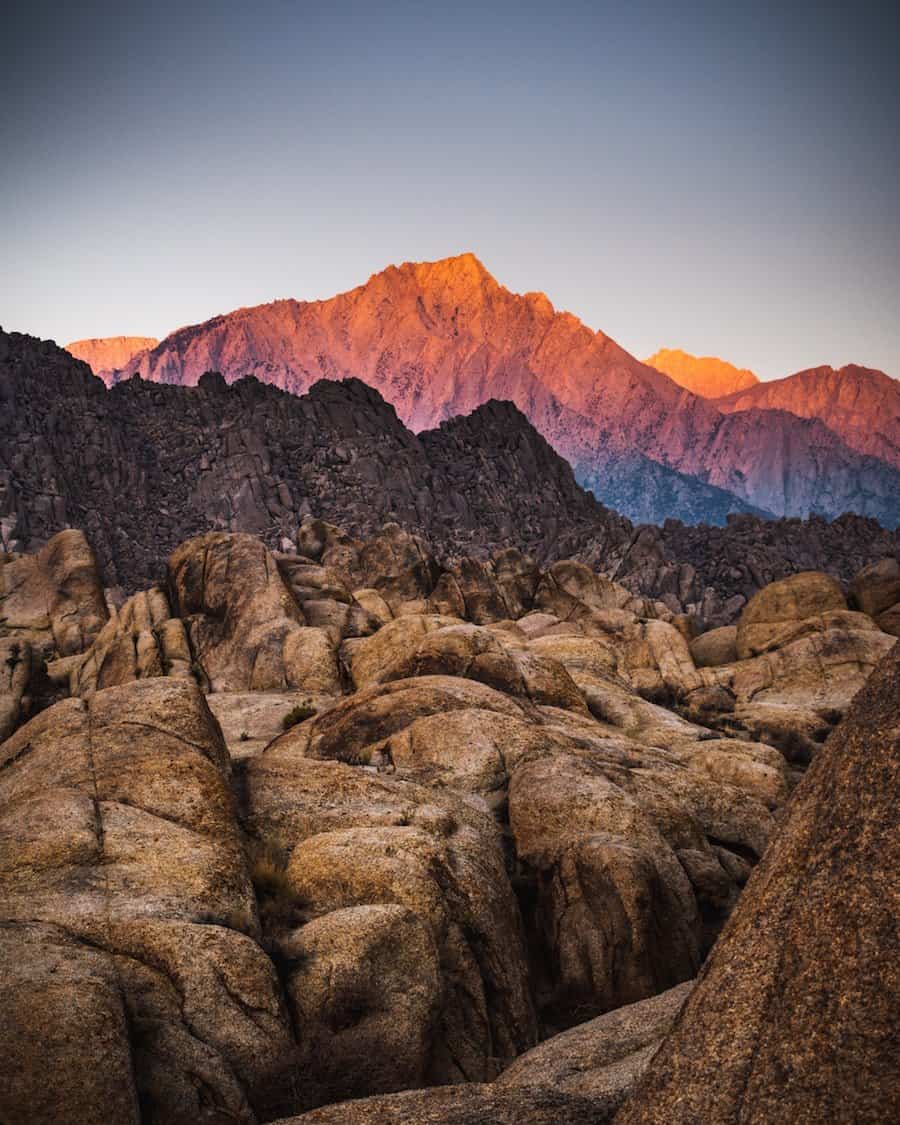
[2,0,898,378]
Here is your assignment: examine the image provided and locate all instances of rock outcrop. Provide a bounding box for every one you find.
[617,640,900,1124]
[0,517,895,1123]
[5,331,900,623]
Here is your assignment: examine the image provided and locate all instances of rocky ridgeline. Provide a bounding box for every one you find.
[2,330,899,630]
[1,519,897,1122]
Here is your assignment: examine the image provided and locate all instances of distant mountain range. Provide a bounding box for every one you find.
[60,253,899,527]
[5,328,898,623]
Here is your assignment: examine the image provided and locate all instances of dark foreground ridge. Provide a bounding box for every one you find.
[2,329,898,625]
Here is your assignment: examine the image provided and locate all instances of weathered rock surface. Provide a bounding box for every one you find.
[0,678,299,1124]
[0,513,895,1123]
[497,980,693,1101]
[0,528,107,657]
[735,570,847,659]
[848,555,900,635]
[276,1083,617,1124]
[617,641,900,1124]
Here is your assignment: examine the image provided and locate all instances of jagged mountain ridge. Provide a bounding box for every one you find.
[713,364,900,468]
[108,254,900,525]
[0,329,631,591]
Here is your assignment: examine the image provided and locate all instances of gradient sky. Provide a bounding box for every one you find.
[2,0,898,379]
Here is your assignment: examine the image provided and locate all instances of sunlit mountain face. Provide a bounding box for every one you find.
[72,253,900,528]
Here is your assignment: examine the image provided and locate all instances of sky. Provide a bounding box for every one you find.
[2,0,899,380]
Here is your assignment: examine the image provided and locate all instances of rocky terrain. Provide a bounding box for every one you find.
[3,330,899,629]
[65,335,159,381]
[644,349,759,397]
[100,254,900,525]
[0,516,896,1123]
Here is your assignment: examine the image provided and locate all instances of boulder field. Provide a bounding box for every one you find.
[0,521,896,1123]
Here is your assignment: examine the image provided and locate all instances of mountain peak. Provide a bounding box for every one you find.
[645,348,759,397]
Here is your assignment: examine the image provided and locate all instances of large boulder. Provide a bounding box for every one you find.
[0,528,107,658]
[243,748,537,1093]
[508,747,773,1029]
[497,980,693,1103]
[618,642,900,1124]
[848,556,900,636]
[350,620,586,712]
[168,532,340,693]
[70,585,193,696]
[0,678,299,1124]
[689,625,738,668]
[735,571,847,660]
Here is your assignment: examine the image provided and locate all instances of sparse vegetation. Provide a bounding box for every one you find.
[282,700,316,730]
[239,730,250,742]
[247,838,306,931]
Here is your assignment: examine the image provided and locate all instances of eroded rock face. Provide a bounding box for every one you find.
[168,532,341,693]
[0,528,107,657]
[618,642,900,1124]
[242,748,537,1093]
[497,980,693,1102]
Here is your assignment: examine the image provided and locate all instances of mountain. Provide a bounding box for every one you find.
[65,335,159,379]
[713,364,900,468]
[106,254,899,526]
[4,330,897,624]
[644,348,759,397]
[0,329,630,590]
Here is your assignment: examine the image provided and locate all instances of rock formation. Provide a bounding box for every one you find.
[617,639,900,1124]
[0,517,895,1123]
[644,349,759,397]
[3,331,898,626]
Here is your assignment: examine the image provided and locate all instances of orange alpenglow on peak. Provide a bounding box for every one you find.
[66,336,159,379]
[645,348,759,397]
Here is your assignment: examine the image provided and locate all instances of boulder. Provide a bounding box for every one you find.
[497,980,693,1102]
[168,532,339,692]
[689,625,738,667]
[618,642,900,1124]
[508,748,773,1028]
[274,1084,615,1124]
[244,751,537,1087]
[0,529,107,657]
[735,570,847,659]
[847,556,900,618]
[71,585,193,696]
[281,904,442,1105]
[0,678,299,1124]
